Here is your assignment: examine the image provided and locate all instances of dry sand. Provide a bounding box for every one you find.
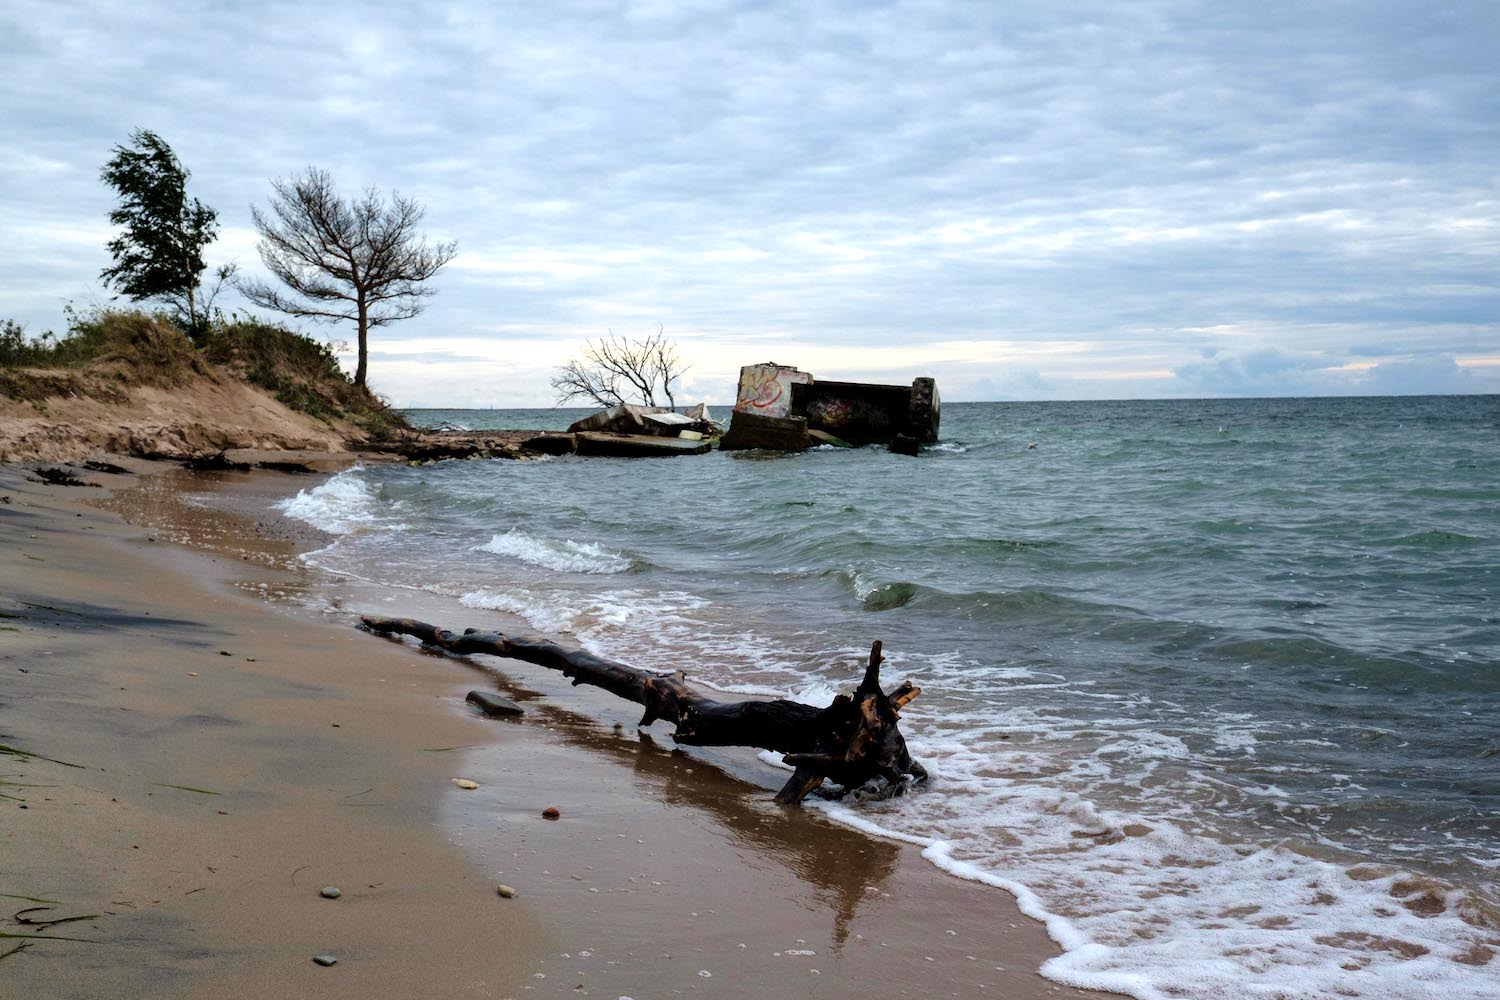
[0,460,1118,1000]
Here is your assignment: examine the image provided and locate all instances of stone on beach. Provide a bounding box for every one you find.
[320,886,341,899]
[542,806,561,819]
[496,884,518,898]
[452,778,479,789]
[466,690,524,717]
[312,954,337,967]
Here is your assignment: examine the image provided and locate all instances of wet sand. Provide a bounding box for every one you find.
[1,460,1117,999]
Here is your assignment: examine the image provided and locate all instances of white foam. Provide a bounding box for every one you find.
[475,529,633,575]
[275,468,399,535]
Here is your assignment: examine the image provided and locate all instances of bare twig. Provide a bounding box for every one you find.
[551,328,690,410]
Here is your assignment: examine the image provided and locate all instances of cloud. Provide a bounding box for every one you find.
[0,0,1496,405]
[1172,347,1334,396]
[1363,355,1478,395]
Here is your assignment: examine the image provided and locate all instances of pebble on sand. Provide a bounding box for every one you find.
[452,778,479,790]
[320,886,341,899]
[496,884,518,898]
[542,806,561,819]
[312,954,337,967]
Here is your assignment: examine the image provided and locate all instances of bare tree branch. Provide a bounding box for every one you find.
[551,330,691,410]
[237,167,458,386]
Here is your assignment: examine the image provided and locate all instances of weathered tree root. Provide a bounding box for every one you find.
[359,616,929,805]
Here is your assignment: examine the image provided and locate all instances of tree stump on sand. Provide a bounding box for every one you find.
[359,616,928,805]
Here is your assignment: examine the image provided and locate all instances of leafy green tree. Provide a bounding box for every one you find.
[99,129,220,341]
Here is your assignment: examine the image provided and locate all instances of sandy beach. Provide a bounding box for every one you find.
[0,459,1116,999]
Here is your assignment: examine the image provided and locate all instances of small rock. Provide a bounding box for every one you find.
[312,954,337,967]
[219,650,232,656]
[452,778,479,790]
[466,690,524,717]
[542,806,561,820]
[496,884,518,898]
[320,886,341,899]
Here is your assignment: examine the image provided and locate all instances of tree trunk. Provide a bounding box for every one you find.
[355,299,369,387]
[359,616,928,805]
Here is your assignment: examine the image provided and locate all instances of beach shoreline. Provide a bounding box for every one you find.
[2,458,1113,999]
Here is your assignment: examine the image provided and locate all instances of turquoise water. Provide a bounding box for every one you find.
[283,396,1500,998]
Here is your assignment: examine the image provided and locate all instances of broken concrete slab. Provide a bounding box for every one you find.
[642,411,696,430]
[732,363,813,419]
[682,402,718,424]
[522,433,577,455]
[566,403,669,435]
[575,432,713,457]
[808,429,853,448]
[887,434,921,456]
[720,411,812,452]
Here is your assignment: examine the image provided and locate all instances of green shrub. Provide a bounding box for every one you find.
[203,317,406,430]
[0,308,200,383]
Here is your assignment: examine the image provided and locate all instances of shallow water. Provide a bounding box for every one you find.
[280,395,1500,999]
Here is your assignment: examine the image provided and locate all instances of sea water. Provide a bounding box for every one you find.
[277,396,1500,999]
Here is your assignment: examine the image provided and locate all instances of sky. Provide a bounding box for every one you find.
[2,0,1497,406]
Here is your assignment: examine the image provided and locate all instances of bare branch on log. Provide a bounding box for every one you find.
[359,616,928,805]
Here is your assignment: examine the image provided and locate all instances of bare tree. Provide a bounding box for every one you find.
[237,167,457,387]
[551,329,689,410]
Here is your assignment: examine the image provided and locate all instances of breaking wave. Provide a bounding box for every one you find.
[274,468,402,535]
[475,529,636,574]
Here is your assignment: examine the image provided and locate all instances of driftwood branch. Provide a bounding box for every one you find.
[359,616,928,805]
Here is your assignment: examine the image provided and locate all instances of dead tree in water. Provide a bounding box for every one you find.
[359,616,928,805]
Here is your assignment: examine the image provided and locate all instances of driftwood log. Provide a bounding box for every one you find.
[359,616,928,805]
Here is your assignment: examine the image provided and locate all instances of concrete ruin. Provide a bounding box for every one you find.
[720,363,940,453]
[518,402,722,458]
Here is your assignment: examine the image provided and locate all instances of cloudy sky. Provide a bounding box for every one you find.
[2,1,1497,405]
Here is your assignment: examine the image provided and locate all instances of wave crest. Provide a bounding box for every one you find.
[475,529,636,574]
[274,468,400,535]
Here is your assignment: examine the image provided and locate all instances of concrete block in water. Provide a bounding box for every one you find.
[575,432,713,457]
[731,363,813,419]
[887,434,921,456]
[720,410,812,451]
[908,377,941,444]
[522,433,577,455]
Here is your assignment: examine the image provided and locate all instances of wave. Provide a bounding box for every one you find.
[475,529,637,574]
[1392,529,1482,548]
[814,786,1500,1000]
[274,468,403,535]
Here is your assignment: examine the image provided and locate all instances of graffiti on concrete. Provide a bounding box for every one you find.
[733,363,813,418]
